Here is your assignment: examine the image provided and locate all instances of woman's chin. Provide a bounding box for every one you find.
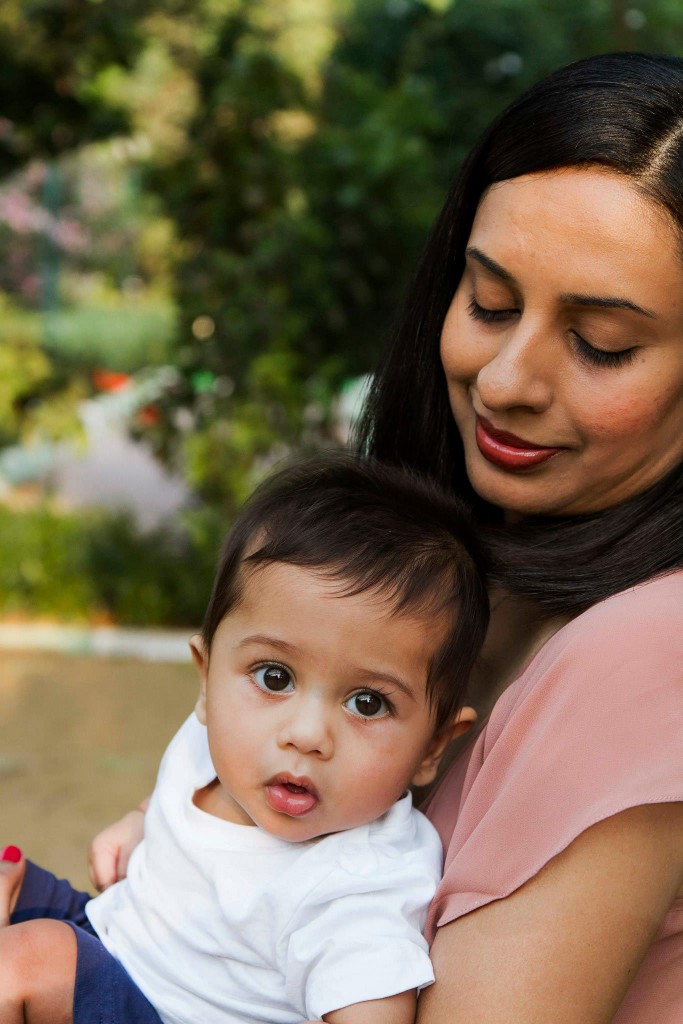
[465,457,573,519]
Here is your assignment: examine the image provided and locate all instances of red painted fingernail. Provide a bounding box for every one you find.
[1,846,22,863]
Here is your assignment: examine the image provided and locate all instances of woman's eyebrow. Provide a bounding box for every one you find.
[466,246,514,282]
[466,246,657,318]
[559,292,657,318]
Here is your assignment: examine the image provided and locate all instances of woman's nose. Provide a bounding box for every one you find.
[277,700,334,759]
[475,319,554,414]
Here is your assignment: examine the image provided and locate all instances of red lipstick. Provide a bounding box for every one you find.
[475,416,564,470]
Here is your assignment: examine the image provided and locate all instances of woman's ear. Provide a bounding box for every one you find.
[189,635,209,725]
[411,706,477,788]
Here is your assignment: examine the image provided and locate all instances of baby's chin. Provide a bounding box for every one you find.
[258,817,346,844]
[256,806,384,844]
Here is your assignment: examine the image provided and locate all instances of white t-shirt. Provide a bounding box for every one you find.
[87,714,442,1024]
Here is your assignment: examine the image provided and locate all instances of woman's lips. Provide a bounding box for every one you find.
[475,416,565,470]
[265,774,319,817]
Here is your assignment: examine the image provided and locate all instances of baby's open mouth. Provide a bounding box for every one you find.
[265,775,319,817]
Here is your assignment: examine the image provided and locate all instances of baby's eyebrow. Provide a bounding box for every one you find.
[237,634,299,655]
[354,669,419,702]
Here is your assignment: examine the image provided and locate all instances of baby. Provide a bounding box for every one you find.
[0,455,488,1024]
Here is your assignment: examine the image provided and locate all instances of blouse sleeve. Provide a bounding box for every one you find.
[424,572,683,941]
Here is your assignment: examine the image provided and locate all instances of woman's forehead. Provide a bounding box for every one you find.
[467,167,683,317]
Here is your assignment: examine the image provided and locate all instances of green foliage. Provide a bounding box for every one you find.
[0,336,53,447]
[0,504,95,619]
[0,504,222,626]
[41,303,177,372]
[142,0,683,513]
[0,298,176,373]
[3,0,683,623]
[0,0,195,175]
[0,296,88,447]
[336,0,683,174]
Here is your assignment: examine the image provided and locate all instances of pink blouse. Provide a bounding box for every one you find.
[424,570,683,1023]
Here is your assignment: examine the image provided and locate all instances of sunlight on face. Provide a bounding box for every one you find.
[440,167,683,517]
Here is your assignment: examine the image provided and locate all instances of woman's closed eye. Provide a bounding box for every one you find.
[468,295,638,368]
[468,295,517,324]
[571,330,637,369]
[252,663,294,693]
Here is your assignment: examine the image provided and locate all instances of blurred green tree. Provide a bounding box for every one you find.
[142,0,683,508]
[0,0,174,176]
[2,0,683,625]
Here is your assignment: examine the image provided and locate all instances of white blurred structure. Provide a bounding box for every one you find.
[0,370,372,529]
[0,621,191,660]
[333,374,372,445]
[53,398,189,531]
[0,367,190,531]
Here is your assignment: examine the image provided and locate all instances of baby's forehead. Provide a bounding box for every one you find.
[241,558,453,624]
[232,559,450,649]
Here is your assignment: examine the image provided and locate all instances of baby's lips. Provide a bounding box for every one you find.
[1,845,23,863]
[265,783,319,817]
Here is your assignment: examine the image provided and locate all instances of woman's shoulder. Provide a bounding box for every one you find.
[477,569,683,757]
[423,571,683,935]
[425,570,683,850]
[560,568,683,641]
[515,568,683,703]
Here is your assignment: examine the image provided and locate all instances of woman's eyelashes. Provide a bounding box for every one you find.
[467,295,517,325]
[467,295,637,368]
[570,331,637,369]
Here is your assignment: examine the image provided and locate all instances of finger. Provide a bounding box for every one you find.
[88,844,117,892]
[116,843,134,881]
[0,847,26,927]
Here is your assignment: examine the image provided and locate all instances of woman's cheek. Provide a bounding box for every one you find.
[575,387,673,444]
[440,302,482,384]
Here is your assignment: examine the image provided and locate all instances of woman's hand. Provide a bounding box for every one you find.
[88,798,150,892]
[418,802,683,1024]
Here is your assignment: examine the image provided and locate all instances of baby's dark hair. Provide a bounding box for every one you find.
[201,454,489,729]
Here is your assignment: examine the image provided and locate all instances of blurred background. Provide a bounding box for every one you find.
[1,0,682,886]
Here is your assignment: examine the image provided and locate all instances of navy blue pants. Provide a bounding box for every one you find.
[10,860,163,1024]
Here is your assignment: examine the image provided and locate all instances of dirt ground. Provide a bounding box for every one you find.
[0,650,196,891]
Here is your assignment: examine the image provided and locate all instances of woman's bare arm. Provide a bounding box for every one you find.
[418,802,683,1024]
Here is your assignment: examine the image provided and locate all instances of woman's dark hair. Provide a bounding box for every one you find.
[201,454,489,728]
[357,51,683,615]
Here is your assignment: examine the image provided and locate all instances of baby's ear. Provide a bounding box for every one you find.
[411,706,477,788]
[189,635,209,725]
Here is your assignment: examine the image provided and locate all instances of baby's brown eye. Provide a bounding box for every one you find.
[253,665,293,693]
[345,691,387,718]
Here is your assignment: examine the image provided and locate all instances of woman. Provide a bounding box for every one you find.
[358,50,683,1024]
[5,51,681,1024]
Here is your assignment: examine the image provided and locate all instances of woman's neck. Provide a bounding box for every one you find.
[471,589,572,718]
[425,590,572,793]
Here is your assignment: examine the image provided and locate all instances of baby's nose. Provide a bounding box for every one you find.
[277,702,333,759]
